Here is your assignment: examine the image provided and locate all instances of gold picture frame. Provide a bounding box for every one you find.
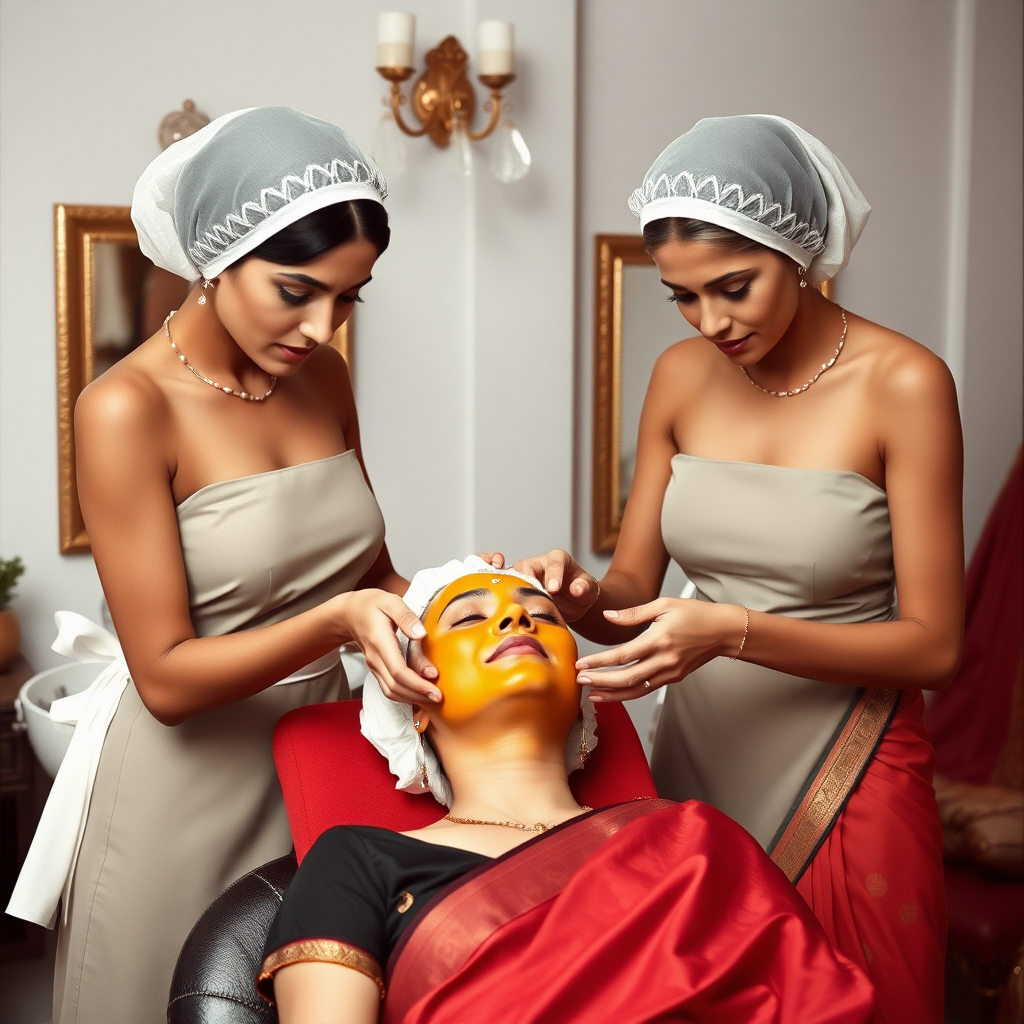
[55,203,352,553]
[591,233,832,554]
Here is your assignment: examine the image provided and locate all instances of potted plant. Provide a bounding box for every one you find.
[0,556,25,671]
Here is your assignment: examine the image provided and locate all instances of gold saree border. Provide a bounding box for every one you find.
[257,938,385,1003]
[382,798,672,1024]
[770,687,901,883]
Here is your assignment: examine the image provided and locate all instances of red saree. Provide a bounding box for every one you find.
[796,691,946,1024]
[384,800,873,1024]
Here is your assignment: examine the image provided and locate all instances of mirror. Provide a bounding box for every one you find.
[591,233,831,553]
[55,205,352,553]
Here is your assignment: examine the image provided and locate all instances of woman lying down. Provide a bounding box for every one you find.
[258,557,874,1024]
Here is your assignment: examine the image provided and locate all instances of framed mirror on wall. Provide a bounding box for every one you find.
[54,204,353,553]
[590,233,832,553]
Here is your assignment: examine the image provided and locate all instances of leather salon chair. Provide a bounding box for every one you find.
[167,699,657,1023]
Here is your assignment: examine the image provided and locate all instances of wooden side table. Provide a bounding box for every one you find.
[0,654,48,961]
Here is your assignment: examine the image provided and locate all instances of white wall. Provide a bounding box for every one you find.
[574,0,1023,579]
[0,0,577,670]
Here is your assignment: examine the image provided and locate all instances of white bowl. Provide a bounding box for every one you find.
[17,663,103,778]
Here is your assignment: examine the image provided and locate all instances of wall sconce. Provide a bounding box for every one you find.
[372,12,531,183]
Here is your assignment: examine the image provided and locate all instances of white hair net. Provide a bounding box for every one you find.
[359,556,598,807]
[132,106,387,282]
[628,115,869,286]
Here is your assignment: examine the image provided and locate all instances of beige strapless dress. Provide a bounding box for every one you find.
[652,454,895,849]
[53,451,385,1024]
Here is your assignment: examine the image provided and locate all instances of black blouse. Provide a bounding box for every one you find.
[259,826,489,1001]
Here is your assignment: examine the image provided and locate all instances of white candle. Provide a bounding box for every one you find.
[377,11,415,69]
[478,20,514,75]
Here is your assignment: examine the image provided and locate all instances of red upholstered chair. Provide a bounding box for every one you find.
[273,698,657,862]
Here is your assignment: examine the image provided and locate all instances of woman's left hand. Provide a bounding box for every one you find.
[575,598,746,701]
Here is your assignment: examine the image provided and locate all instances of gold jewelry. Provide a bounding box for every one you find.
[164,311,277,402]
[578,710,591,766]
[798,266,808,289]
[418,731,430,789]
[731,607,750,660]
[197,278,214,305]
[743,307,847,398]
[642,680,651,690]
[443,806,593,834]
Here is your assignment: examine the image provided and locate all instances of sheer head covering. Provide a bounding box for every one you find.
[360,555,599,807]
[132,106,387,282]
[628,115,869,286]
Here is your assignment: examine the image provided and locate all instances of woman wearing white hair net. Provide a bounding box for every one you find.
[512,116,960,1023]
[7,107,444,1024]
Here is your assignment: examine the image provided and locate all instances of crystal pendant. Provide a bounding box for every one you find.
[451,118,473,178]
[489,121,531,183]
[372,110,407,179]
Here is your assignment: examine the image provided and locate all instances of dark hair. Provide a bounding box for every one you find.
[642,217,771,259]
[243,199,390,266]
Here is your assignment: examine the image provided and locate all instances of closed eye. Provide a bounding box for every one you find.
[532,612,561,624]
[450,613,487,628]
[667,292,695,305]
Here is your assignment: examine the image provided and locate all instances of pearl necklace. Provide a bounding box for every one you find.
[742,307,848,398]
[443,806,593,834]
[164,311,277,402]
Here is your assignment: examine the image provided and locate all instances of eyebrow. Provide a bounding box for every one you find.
[440,585,555,617]
[441,588,490,616]
[661,268,754,291]
[278,273,373,292]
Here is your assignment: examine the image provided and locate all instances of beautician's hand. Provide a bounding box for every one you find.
[477,551,506,568]
[575,598,746,701]
[512,549,600,622]
[334,589,442,704]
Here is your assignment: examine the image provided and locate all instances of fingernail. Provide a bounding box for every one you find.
[430,690,443,703]
[548,578,560,590]
[424,667,437,679]
[411,624,426,638]
[604,609,619,619]
[578,675,592,685]
[589,694,604,702]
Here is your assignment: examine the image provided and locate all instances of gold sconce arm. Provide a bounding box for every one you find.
[465,75,514,142]
[377,67,432,138]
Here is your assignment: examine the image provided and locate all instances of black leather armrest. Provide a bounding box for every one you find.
[168,853,297,1024]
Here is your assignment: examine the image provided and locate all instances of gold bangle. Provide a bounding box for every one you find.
[730,607,749,660]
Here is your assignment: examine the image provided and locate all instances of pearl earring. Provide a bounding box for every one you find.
[197,278,214,305]
[798,266,808,289]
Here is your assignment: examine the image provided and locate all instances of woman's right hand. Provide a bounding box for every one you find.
[333,589,442,704]
[512,550,600,622]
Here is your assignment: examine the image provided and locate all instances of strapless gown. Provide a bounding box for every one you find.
[53,451,385,1024]
[654,454,945,1024]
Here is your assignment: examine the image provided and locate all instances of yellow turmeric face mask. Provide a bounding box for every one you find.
[420,573,580,735]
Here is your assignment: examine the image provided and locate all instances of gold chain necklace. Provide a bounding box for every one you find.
[443,806,593,834]
[742,307,848,398]
[164,311,277,402]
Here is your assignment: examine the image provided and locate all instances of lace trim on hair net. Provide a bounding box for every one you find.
[628,114,869,286]
[359,556,598,807]
[131,106,387,282]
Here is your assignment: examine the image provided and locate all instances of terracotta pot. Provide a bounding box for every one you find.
[0,609,21,671]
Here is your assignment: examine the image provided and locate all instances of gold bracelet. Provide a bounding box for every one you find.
[730,607,749,660]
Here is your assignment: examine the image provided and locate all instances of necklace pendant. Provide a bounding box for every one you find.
[534,823,547,832]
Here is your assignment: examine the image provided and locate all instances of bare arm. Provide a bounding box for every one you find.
[273,962,379,1024]
[578,339,965,700]
[76,360,436,727]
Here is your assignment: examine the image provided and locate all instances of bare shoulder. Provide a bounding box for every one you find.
[650,335,715,389]
[75,356,170,441]
[852,314,958,413]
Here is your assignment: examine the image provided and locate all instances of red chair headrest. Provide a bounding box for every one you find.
[273,699,657,862]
